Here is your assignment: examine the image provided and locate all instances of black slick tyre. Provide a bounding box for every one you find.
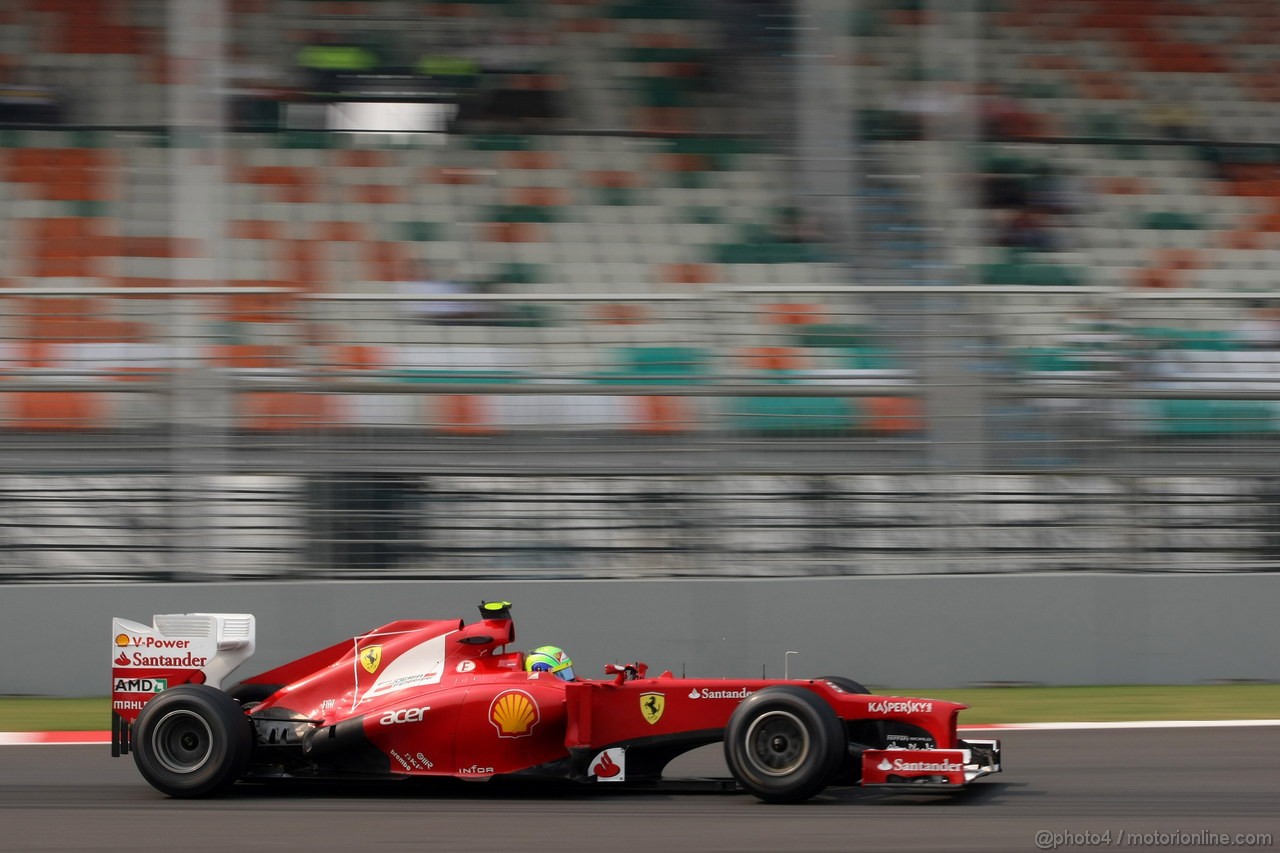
[723,686,844,803]
[132,684,254,798]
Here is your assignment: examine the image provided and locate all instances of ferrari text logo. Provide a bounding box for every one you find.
[360,645,383,674]
[489,690,539,738]
[640,692,665,725]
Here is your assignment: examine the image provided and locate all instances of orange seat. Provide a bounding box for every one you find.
[864,397,923,434]
[438,394,496,435]
[7,392,105,431]
[631,396,688,434]
[239,392,332,432]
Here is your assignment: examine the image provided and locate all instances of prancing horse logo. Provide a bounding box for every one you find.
[360,645,383,674]
[640,692,665,725]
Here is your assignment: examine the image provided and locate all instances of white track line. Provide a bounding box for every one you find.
[960,719,1280,731]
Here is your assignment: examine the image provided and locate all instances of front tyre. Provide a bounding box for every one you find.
[818,676,871,695]
[723,686,844,803]
[132,685,253,798]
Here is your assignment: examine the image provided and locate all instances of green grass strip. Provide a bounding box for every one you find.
[0,698,112,732]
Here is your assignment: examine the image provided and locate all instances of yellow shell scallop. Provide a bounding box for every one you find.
[492,692,536,734]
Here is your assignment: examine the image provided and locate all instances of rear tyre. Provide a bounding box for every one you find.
[132,685,253,798]
[723,686,844,803]
[818,676,870,695]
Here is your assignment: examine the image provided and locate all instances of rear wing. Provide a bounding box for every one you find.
[110,613,256,756]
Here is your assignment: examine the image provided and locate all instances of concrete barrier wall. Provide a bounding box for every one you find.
[3,574,1277,697]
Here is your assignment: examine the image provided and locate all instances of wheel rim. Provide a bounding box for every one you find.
[151,710,214,774]
[744,710,810,777]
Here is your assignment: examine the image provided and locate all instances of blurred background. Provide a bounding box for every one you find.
[2,0,1280,584]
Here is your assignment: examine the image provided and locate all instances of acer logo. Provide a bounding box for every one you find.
[379,705,431,726]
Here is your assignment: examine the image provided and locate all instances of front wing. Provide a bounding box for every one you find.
[860,738,1002,789]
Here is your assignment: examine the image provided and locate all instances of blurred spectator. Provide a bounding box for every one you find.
[996,207,1057,252]
[901,80,971,140]
[712,0,794,55]
[773,205,824,244]
[396,260,491,325]
[1030,165,1091,216]
[980,85,1042,141]
[981,168,1029,209]
[0,65,63,124]
[1145,100,1204,141]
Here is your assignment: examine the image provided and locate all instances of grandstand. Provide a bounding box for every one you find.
[0,0,1278,580]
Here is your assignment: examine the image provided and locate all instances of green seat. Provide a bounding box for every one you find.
[399,222,443,242]
[728,395,859,435]
[636,77,686,108]
[392,369,520,385]
[1024,263,1085,286]
[837,346,898,370]
[1141,211,1202,230]
[488,204,561,224]
[610,1,706,19]
[849,9,882,36]
[712,243,757,264]
[1158,400,1277,435]
[278,131,335,149]
[595,346,711,385]
[495,304,555,328]
[466,134,536,151]
[790,325,870,348]
[624,47,706,63]
[496,263,544,285]
[72,201,110,218]
[1017,347,1095,372]
[977,262,1023,285]
[1134,327,1240,351]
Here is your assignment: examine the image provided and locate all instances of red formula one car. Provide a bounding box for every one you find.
[109,602,1001,802]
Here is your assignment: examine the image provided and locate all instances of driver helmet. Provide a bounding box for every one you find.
[525,645,575,681]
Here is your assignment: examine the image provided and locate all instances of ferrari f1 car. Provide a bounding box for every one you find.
[109,602,1001,803]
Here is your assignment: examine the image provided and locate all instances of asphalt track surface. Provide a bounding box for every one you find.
[2,728,1277,853]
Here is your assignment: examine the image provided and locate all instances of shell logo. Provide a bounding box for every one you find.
[489,690,539,738]
[114,634,130,648]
